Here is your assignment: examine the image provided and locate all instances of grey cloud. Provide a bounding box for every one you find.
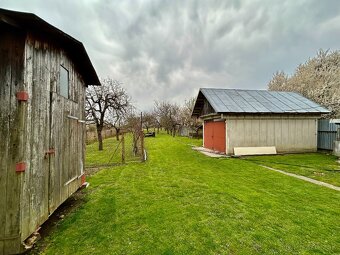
[1,0,340,110]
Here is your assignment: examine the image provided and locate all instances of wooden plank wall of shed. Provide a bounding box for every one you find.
[20,33,85,241]
[202,99,215,116]
[0,28,25,254]
[20,34,51,243]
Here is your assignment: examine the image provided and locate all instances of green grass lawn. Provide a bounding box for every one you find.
[41,134,339,254]
[245,153,340,186]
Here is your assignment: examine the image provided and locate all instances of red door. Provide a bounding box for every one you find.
[204,121,226,153]
[204,121,214,149]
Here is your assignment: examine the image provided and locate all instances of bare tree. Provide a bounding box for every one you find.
[268,49,340,117]
[154,101,181,136]
[178,97,202,137]
[124,110,142,155]
[85,78,131,150]
[169,104,181,136]
[153,110,162,133]
[106,110,125,141]
[142,112,155,133]
[179,98,195,126]
[154,101,172,134]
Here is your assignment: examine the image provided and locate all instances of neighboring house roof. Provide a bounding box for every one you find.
[0,8,100,86]
[192,88,330,116]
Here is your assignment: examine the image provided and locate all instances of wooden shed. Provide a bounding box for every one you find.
[0,8,100,254]
[192,88,330,155]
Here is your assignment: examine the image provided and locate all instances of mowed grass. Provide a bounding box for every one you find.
[42,134,340,254]
[245,153,340,186]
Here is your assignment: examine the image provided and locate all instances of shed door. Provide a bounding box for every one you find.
[48,92,83,213]
[204,121,226,153]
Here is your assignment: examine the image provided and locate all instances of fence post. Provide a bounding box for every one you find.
[121,133,125,164]
[140,130,145,162]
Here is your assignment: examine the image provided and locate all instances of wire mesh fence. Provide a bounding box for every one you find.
[85,131,145,168]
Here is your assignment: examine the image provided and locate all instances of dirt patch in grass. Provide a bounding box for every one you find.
[85,166,103,176]
[27,189,87,254]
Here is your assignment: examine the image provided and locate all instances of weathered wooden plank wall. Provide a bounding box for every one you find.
[0,28,86,254]
[19,36,51,241]
[19,33,86,242]
[0,27,25,254]
[0,28,11,255]
[0,25,87,254]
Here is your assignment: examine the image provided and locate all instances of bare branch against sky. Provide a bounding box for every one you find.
[1,0,340,110]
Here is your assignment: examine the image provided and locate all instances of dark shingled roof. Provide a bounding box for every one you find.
[192,88,330,116]
[0,8,100,86]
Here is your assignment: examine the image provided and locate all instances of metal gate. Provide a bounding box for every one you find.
[317,119,337,150]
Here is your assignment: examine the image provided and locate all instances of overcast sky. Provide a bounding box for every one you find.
[1,0,340,111]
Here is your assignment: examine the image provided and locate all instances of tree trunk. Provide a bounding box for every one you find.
[115,127,120,141]
[146,126,149,132]
[97,127,103,151]
[121,133,125,164]
[133,132,138,155]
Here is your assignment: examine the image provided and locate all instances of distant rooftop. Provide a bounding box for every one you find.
[192,88,330,116]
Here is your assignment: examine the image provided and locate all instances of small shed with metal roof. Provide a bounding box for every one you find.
[0,8,100,253]
[192,88,330,155]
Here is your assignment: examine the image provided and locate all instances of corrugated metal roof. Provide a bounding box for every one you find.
[199,88,330,114]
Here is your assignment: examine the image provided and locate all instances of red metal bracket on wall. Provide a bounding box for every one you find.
[16,162,26,172]
[80,174,86,184]
[16,91,29,101]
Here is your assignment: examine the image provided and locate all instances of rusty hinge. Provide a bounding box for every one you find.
[16,162,26,172]
[16,91,29,101]
[45,148,55,158]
